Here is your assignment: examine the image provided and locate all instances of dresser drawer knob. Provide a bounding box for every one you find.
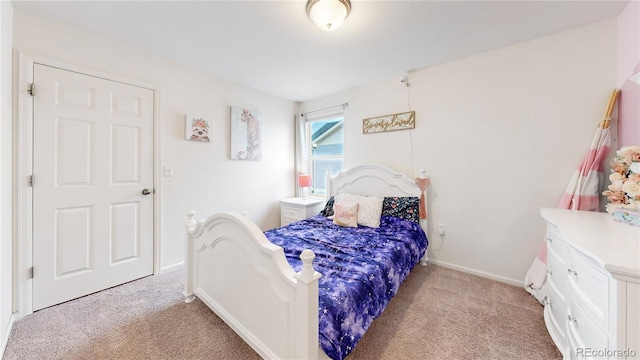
[567,315,577,324]
[567,269,577,276]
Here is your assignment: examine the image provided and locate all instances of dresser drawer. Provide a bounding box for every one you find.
[541,208,640,360]
[567,323,594,360]
[568,300,609,358]
[546,225,569,259]
[546,289,567,347]
[547,246,568,301]
[281,206,305,220]
[568,249,610,331]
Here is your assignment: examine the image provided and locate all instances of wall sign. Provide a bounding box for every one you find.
[362,111,415,134]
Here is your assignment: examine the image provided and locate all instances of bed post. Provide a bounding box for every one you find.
[419,224,429,266]
[325,168,332,199]
[293,249,322,359]
[183,210,197,303]
[416,169,430,266]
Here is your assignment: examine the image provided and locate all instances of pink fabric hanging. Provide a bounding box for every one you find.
[556,126,611,211]
[524,90,619,303]
[415,175,430,219]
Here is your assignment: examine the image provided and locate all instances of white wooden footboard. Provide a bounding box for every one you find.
[183,211,326,360]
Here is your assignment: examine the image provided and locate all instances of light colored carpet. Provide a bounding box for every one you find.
[3,264,561,360]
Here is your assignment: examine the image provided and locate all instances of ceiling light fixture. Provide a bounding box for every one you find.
[306,0,351,32]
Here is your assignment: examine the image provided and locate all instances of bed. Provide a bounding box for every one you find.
[183,164,429,360]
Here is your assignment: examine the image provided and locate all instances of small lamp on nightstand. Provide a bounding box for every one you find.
[298,173,312,199]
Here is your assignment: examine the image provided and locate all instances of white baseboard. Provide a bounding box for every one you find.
[159,261,184,274]
[428,259,524,287]
[1,313,16,358]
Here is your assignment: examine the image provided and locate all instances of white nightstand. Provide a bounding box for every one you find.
[279,197,325,226]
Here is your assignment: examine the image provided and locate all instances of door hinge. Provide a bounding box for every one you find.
[27,175,34,187]
[27,267,34,279]
[28,83,35,96]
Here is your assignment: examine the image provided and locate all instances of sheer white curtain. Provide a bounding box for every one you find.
[294,113,308,197]
[294,104,347,197]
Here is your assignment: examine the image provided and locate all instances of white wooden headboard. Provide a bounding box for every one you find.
[326,164,422,198]
[325,164,429,264]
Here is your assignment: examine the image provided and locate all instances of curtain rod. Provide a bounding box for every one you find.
[301,102,349,116]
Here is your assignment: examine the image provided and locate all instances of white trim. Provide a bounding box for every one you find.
[302,103,347,121]
[14,51,161,317]
[153,87,163,276]
[429,259,524,287]
[14,50,35,317]
[159,261,183,275]
[0,312,15,356]
[304,111,343,123]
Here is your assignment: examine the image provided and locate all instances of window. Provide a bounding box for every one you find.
[307,117,344,197]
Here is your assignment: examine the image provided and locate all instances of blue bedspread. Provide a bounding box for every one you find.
[264,215,428,360]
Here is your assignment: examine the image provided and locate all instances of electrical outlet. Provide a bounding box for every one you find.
[438,224,445,236]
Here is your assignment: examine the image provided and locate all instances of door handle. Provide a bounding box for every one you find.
[141,189,151,195]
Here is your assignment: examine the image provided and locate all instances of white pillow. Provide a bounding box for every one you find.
[334,193,384,228]
[355,196,383,228]
[333,202,358,227]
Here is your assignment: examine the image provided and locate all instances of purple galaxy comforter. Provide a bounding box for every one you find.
[264,215,428,360]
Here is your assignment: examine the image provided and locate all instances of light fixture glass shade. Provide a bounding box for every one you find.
[307,0,351,31]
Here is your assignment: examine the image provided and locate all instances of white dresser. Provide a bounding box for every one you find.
[279,197,324,226]
[541,208,640,359]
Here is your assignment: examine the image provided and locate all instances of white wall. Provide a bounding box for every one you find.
[5,7,621,315]
[617,0,640,147]
[12,11,297,274]
[1,0,14,354]
[302,20,618,284]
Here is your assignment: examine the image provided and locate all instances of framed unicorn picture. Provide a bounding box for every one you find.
[184,115,211,142]
[230,106,263,161]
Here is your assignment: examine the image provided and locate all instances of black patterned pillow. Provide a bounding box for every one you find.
[382,197,420,223]
[319,196,335,217]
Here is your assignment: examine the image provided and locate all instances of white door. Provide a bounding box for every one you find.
[32,64,154,310]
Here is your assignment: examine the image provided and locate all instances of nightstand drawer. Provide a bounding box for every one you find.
[281,216,300,226]
[279,197,325,227]
[281,206,305,220]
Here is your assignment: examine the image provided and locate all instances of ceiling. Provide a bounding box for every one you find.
[11,0,629,102]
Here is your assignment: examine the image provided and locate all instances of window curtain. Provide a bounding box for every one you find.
[294,104,347,197]
[294,113,308,198]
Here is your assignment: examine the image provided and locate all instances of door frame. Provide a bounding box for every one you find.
[14,51,162,317]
